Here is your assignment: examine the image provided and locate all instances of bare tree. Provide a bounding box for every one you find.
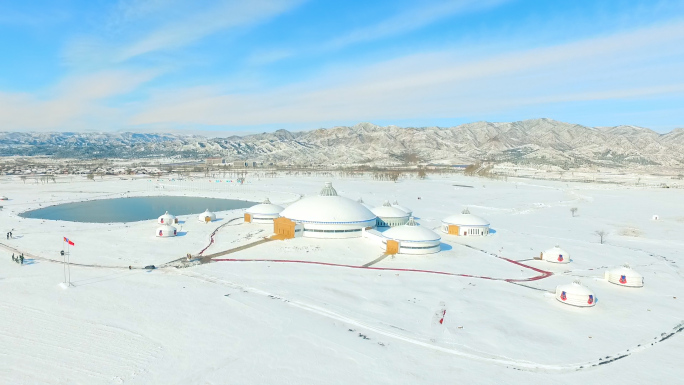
[87,173,95,181]
[595,230,607,244]
[20,175,27,184]
[417,169,427,180]
[570,207,578,217]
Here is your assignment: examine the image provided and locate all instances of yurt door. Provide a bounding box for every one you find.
[386,240,399,254]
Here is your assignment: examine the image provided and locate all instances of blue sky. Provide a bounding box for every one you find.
[1,0,683,133]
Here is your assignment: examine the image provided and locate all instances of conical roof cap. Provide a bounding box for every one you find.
[320,182,338,196]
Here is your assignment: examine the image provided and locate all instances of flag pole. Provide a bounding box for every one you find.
[67,241,71,286]
[62,238,66,284]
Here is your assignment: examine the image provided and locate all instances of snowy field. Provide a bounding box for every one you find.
[1,174,683,384]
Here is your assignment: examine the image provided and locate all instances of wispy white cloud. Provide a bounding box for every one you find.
[322,0,510,51]
[107,0,183,28]
[62,0,305,67]
[0,70,160,130]
[129,20,684,127]
[116,0,305,61]
[246,49,296,65]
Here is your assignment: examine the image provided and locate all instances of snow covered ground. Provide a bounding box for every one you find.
[1,174,683,384]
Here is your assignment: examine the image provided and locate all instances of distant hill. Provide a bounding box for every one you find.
[1,118,683,168]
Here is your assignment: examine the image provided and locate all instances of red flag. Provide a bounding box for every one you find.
[64,237,75,246]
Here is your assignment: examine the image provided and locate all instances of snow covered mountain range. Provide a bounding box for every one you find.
[1,118,683,167]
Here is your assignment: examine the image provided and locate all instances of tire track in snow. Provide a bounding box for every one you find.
[179,270,683,373]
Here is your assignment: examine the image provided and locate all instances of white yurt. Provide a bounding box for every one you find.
[158,211,178,225]
[279,182,376,239]
[246,198,284,223]
[381,217,441,254]
[372,201,410,227]
[555,281,597,307]
[441,208,490,236]
[198,209,216,223]
[392,201,413,216]
[605,264,644,288]
[156,224,177,237]
[541,246,570,264]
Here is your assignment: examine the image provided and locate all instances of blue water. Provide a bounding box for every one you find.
[20,196,255,223]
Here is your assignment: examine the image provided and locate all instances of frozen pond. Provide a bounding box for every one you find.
[20,196,255,223]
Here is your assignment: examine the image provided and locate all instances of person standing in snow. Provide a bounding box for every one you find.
[19,255,24,265]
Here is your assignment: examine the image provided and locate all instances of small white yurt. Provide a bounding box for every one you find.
[158,211,178,225]
[541,246,570,264]
[441,208,490,236]
[198,209,216,223]
[381,217,441,254]
[555,281,597,307]
[156,224,177,237]
[392,200,413,216]
[605,264,644,288]
[372,201,410,227]
[246,198,284,223]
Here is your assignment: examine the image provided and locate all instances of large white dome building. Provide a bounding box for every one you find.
[541,246,570,264]
[555,281,597,307]
[246,198,284,223]
[605,264,644,287]
[279,182,376,239]
[441,208,490,236]
[158,211,178,225]
[381,217,441,254]
[372,201,410,227]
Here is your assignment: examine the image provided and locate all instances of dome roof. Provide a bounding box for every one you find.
[382,217,441,242]
[158,211,176,224]
[247,198,285,215]
[607,264,641,275]
[557,281,594,297]
[372,201,410,218]
[281,183,375,223]
[544,246,568,255]
[198,209,216,221]
[543,246,570,263]
[391,200,412,214]
[357,197,374,210]
[442,212,489,226]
